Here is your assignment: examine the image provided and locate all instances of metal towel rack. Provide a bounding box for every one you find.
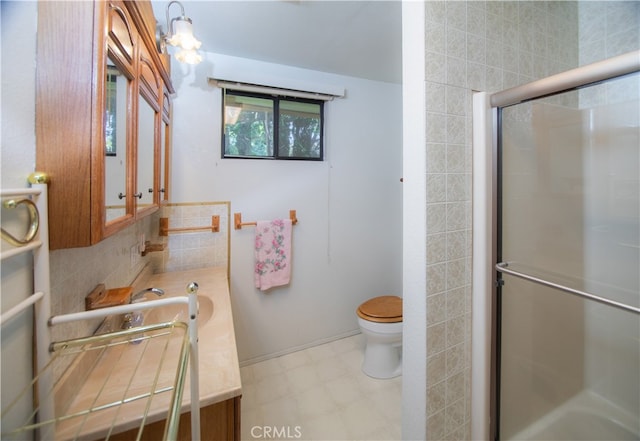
[1,197,40,247]
[234,209,298,230]
[1,173,201,440]
[1,173,54,439]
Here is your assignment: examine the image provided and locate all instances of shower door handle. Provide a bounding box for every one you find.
[496,262,640,315]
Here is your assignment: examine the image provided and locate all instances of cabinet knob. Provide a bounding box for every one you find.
[118,192,126,200]
[148,188,154,193]
[134,192,143,199]
[160,188,165,193]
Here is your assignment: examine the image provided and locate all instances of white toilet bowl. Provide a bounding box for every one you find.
[357,296,403,379]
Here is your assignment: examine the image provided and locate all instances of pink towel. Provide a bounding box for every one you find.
[254,219,292,291]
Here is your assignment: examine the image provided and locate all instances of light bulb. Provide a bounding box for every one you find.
[175,48,202,65]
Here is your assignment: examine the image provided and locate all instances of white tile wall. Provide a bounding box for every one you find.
[424,2,580,438]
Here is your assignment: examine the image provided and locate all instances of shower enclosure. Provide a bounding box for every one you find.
[472,51,639,440]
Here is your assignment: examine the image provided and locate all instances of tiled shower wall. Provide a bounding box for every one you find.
[423,2,579,439]
[578,1,640,66]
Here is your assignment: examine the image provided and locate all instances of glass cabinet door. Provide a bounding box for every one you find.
[136,93,156,212]
[104,56,132,224]
[160,88,171,203]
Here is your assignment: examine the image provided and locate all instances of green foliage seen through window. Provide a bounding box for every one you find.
[223,90,323,160]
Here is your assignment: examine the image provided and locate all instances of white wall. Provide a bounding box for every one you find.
[400,2,427,440]
[1,0,38,430]
[1,1,36,188]
[168,53,403,363]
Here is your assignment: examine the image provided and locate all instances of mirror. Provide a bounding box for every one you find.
[160,119,168,202]
[137,93,156,211]
[104,57,129,223]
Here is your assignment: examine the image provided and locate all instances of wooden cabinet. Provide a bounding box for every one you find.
[107,396,242,441]
[36,0,174,250]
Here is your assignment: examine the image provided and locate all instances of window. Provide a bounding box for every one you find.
[222,90,324,160]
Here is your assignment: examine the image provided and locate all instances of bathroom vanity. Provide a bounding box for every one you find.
[56,267,241,440]
[110,267,242,441]
[114,267,242,441]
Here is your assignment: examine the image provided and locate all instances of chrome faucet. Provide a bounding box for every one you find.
[122,288,165,333]
[130,287,165,303]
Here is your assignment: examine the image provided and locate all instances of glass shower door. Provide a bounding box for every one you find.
[496,71,640,440]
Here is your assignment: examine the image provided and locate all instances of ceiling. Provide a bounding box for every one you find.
[151,1,402,84]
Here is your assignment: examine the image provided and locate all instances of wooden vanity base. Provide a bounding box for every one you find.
[106,396,241,441]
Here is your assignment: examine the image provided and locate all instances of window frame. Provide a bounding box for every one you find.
[221,89,325,161]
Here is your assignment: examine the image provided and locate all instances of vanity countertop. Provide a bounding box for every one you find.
[141,266,241,406]
[55,266,241,439]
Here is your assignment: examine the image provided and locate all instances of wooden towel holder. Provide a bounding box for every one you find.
[234,210,298,230]
[159,215,220,236]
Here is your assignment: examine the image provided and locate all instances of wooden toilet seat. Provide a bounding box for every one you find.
[357,295,403,323]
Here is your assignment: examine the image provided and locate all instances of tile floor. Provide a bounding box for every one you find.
[239,334,402,441]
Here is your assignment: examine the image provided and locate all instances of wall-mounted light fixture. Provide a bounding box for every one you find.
[157,1,202,65]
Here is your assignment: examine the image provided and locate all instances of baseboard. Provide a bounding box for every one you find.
[239,329,362,367]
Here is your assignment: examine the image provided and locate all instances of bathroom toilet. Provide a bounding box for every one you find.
[356,295,403,379]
